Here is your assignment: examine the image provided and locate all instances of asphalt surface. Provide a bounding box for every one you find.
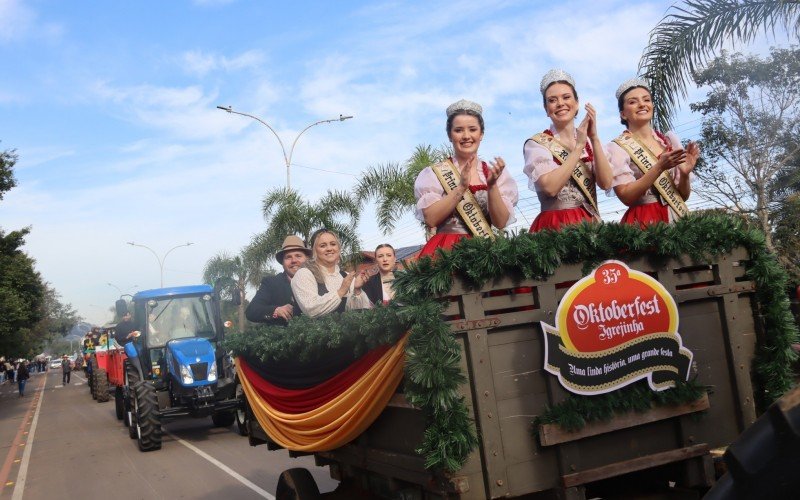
[0,368,337,499]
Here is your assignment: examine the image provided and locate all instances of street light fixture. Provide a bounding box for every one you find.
[216,105,353,189]
[126,241,193,288]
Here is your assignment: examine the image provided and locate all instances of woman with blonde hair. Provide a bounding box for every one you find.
[291,228,371,318]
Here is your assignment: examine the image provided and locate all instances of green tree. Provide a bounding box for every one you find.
[354,144,450,235]
[249,188,362,268]
[1,146,48,357]
[772,193,800,281]
[689,48,800,253]
[0,229,46,357]
[39,286,81,337]
[0,146,17,200]
[639,0,800,130]
[203,248,268,332]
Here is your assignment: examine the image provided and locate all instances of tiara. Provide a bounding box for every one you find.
[540,69,575,95]
[445,99,483,118]
[615,77,650,100]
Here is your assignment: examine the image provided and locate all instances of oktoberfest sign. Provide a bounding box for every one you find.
[542,260,693,395]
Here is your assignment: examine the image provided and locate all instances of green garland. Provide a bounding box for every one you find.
[533,379,709,433]
[394,212,798,408]
[224,300,478,473]
[225,212,798,474]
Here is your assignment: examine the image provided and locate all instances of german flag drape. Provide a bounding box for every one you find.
[236,333,408,451]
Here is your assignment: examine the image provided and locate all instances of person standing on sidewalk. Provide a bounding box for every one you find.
[61,354,71,384]
[17,360,29,397]
[5,360,14,384]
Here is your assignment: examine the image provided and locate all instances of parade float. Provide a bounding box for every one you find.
[226,213,798,499]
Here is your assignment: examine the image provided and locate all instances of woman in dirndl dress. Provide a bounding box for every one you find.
[414,99,518,257]
[524,69,614,232]
[607,77,700,227]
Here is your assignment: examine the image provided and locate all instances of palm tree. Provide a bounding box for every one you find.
[202,248,266,333]
[354,144,451,235]
[248,187,362,268]
[639,0,800,130]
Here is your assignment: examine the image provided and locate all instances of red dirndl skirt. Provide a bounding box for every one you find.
[418,232,469,258]
[620,202,669,228]
[529,207,594,232]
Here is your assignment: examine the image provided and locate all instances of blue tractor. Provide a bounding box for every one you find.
[116,285,243,451]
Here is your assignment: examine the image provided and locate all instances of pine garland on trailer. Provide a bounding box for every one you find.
[225,211,798,473]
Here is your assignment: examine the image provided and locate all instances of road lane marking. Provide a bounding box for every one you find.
[0,375,45,495]
[11,374,47,500]
[164,430,275,499]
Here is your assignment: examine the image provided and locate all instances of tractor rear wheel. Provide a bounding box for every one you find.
[275,468,320,500]
[125,364,138,438]
[133,381,161,451]
[94,368,110,402]
[114,387,124,420]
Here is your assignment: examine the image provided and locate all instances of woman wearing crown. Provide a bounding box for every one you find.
[607,78,700,227]
[524,69,614,232]
[414,99,519,258]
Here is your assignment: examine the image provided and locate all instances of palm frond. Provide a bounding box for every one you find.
[262,187,303,221]
[318,189,362,223]
[354,162,407,203]
[639,0,800,130]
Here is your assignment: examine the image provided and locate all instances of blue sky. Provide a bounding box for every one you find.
[0,0,783,326]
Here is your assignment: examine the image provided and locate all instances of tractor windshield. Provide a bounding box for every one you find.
[145,294,218,348]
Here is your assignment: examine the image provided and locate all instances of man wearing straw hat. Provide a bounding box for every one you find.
[245,235,312,326]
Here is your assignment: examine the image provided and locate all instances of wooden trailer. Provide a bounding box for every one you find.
[235,216,797,499]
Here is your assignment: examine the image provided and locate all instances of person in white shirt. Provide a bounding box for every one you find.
[291,229,371,318]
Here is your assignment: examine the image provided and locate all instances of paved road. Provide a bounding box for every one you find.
[0,369,338,499]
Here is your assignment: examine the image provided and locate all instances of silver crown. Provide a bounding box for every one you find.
[540,69,575,95]
[615,77,650,100]
[445,99,483,118]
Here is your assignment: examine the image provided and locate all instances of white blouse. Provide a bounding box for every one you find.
[606,130,691,192]
[523,126,619,196]
[413,156,518,227]
[291,265,372,318]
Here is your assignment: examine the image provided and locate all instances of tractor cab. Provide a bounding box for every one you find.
[122,285,225,389]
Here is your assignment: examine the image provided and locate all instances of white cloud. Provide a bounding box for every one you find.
[180,49,267,77]
[0,0,34,42]
[0,0,62,43]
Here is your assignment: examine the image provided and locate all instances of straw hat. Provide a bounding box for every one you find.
[275,235,312,263]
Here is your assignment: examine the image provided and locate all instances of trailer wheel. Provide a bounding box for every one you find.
[89,357,98,396]
[211,411,236,428]
[133,381,162,451]
[275,468,320,500]
[114,387,124,420]
[94,368,110,402]
[234,378,249,436]
[125,364,138,438]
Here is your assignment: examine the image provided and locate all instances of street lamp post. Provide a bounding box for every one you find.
[216,105,353,189]
[126,242,193,288]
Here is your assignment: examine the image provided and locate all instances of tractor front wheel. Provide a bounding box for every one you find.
[133,381,161,451]
[211,411,236,428]
[114,386,124,420]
